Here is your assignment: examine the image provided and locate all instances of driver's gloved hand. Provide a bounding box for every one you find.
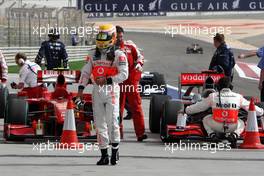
[73,97,83,110]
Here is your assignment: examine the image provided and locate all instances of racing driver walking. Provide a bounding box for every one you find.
[76,24,128,165]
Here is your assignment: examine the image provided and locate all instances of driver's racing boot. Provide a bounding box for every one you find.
[97,149,109,165]
[111,143,119,165]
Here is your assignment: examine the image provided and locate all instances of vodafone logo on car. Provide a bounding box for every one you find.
[181,73,224,85]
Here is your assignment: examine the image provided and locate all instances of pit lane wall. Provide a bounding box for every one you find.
[1,45,95,66]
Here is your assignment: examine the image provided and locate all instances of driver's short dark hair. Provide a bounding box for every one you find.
[217,77,231,91]
[116,25,124,34]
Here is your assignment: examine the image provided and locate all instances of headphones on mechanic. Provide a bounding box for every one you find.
[17,58,25,66]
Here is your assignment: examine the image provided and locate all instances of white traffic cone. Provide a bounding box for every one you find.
[240,98,264,149]
[58,99,83,149]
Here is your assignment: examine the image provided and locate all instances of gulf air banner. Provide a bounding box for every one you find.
[77,0,264,13]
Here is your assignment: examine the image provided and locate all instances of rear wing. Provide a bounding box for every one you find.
[178,71,224,98]
[37,70,81,84]
[179,72,224,86]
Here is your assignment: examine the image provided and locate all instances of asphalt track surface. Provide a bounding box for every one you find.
[1,23,264,175]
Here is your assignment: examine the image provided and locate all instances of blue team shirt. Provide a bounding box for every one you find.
[257,47,264,69]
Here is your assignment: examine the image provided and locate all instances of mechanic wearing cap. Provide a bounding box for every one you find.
[0,50,8,87]
[209,33,235,80]
[11,53,41,89]
[185,77,264,138]
[238,47,264,101]
[35,28,68,70]
[115,25,147,142]
[76,24,128,165]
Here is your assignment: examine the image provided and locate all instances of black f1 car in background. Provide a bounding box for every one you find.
[139,72,167,97]
[186,44,203,54]
[149,70,264,148]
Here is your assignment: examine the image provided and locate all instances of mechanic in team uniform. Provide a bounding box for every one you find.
[185,77,264,138]
[76,24,128,165]
[11,53,41,89]
[209,33,235,80]
[115,25,147,142]
[35,28,68,70]
[0,50,8,87]
[238,46,264,101]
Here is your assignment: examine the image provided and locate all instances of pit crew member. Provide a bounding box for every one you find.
[238,46,264,101]
[209,33,235,80]
[76,24,128,165]
[0,50,8,87]
[116,25,147,142]
[185,77,264,138]
[11,53,41,89]
[35,28,68,70]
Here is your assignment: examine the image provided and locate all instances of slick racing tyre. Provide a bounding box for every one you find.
[160,100,183,143]
[4,97,29,141]
[152,72,167,95]
[0,84,8,119]
[149,94,171,133]
[5,97,28,124]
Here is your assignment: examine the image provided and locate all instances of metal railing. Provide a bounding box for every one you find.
[1,45,95,65]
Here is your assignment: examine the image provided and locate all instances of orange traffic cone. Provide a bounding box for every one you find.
[57,99,83,149]
[240,98,264,149]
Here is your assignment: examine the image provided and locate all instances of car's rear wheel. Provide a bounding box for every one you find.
[152,72,167,95]
[0,84,9,119]
[186,47,191,54]
[4,97,29,141]
[160,100,183,142]
[5,97,28,124]
[149,94,171,133]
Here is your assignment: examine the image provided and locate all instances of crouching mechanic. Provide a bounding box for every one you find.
[11,53,41,89]
[0,50,8,87]
[116,25,147,141]
[185,77,264,138]
[76,24,128,165]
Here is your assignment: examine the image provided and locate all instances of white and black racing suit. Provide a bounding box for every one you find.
[78,48,128,149]
[186,88,264,136]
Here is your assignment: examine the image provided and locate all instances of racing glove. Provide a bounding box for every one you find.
[73,97,83,110]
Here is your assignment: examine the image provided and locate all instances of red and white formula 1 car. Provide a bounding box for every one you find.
[149,70,264,147]
[0,70,95,141]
